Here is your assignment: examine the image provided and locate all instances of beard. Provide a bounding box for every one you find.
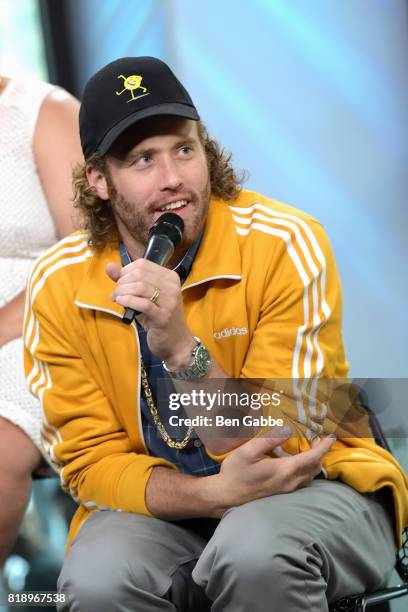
[107,182,152,248]
[106,175,211,254]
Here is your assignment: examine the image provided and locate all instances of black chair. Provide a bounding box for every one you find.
[329,402,408,612]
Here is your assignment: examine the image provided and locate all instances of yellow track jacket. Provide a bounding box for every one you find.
[24,190,408,548]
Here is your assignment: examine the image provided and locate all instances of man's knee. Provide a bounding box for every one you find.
[59,547,172,611]
[195,518,305,593]
[59,559,136,611]
[193,501,322,600]
[216,534,305,583]
[58,514,175,611]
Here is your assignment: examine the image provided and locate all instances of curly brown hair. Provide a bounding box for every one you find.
[72,121,244,249]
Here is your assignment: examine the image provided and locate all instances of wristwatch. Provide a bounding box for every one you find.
[163,337,212,380]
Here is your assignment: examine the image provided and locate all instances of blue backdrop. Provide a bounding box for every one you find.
[65,0,408,377]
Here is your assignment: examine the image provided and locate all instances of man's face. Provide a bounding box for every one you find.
[103,116,210,259]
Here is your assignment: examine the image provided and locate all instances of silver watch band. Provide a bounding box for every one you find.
[162,337,211,380]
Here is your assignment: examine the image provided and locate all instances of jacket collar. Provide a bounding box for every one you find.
[75,241,124,315]
[182,196,242,290]
[75,195,242,313]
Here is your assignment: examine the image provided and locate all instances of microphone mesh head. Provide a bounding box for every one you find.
[149,212,184,246]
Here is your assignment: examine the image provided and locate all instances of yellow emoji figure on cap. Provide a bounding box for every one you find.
[116,74,148,102]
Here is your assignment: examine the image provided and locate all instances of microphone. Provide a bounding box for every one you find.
[122,212,185,325]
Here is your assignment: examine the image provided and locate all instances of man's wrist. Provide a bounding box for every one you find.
[162,336,196,371]
[145,466,227,519]
[163,336,212,380]
[202,473,228,518]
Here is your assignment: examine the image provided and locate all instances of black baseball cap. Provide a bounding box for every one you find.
[80,56,200,159]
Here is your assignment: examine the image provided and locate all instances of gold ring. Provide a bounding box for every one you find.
[149,287,160,305]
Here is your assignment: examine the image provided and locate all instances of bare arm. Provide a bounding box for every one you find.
[0,292,26,347]
[0,87,83,347]
[33,87,83,238]
[145,433,335,520]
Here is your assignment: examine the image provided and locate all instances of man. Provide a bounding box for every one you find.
[24,57,407,611]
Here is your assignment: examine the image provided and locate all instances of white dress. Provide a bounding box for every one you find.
[0,79,59,449]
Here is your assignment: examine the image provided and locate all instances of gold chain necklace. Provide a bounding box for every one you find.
[140,362,193,449]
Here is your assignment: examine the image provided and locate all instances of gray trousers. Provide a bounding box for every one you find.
[58,480,396,612]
